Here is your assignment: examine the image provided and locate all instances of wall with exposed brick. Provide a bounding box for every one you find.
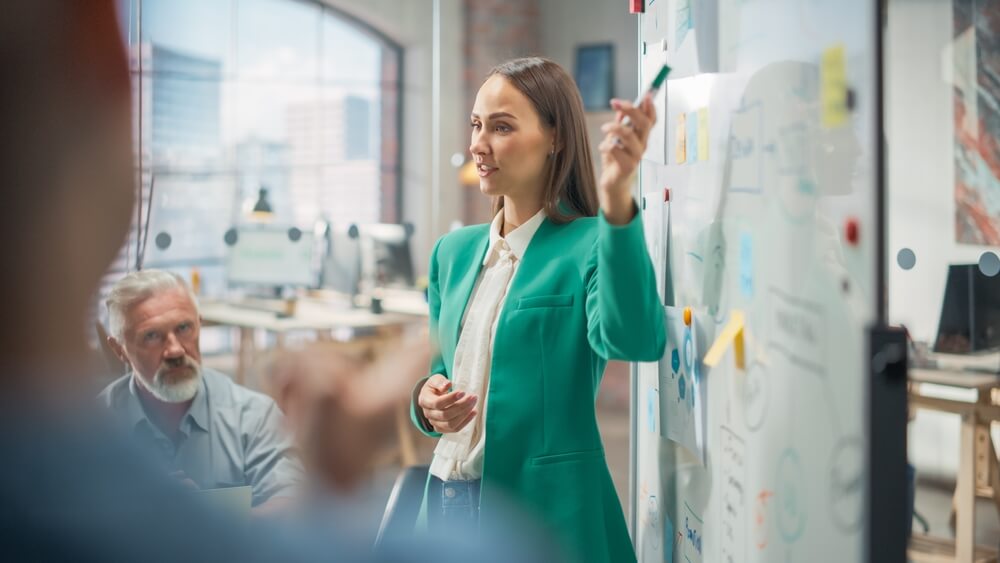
[458,0,639,226]
[460,0,542,225]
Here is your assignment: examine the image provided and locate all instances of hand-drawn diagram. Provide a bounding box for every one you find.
[828,437,864,532]
[776,448,807,544]
[754,489,774,551]
[742,360,768,431]
[727,99,764,195]
[682,501,704,563]
[721,427,746,563]
[660,306,706,463]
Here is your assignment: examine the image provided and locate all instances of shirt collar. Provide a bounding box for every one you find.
[125,372,209,434]
[124,375,148,430]
[483,208,547,266]
[185,375,210,432]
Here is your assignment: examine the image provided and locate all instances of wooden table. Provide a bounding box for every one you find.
[200,295,429,466]
[908,368,1000,563]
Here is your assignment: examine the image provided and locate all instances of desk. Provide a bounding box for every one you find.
[908,368,1000,563]
[201,298,425,382]
[200,296,428,466]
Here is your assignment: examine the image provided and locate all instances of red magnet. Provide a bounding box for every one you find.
[844,217,860,246]
[664,188,671,202]
[629,0,644,14]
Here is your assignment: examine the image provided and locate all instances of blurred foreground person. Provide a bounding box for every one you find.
[0,1,559,561]
[0,1,286,559]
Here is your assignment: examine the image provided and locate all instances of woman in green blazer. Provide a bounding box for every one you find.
[410,57,666,563]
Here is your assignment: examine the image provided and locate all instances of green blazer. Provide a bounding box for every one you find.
[411,208,666,563]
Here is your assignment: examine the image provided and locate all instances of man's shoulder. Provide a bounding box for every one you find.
[97,374,132,408]
[202,368,278,414]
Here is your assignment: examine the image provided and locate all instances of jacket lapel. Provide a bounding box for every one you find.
[448,231,490,349]
[497,217,556,318]
[446,217,558,354]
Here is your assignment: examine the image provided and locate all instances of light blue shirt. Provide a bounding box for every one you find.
[99,368,302,506]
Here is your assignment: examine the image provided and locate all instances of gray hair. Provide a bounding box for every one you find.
[106,270,199,341]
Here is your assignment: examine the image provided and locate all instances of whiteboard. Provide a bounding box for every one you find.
[632,0,879,561]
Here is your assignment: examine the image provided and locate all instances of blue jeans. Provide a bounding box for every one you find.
[428,476,481,533]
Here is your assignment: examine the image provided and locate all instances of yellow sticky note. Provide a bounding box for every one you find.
[821,44,848,128]
[675,113,687,164]
[697,108,709,161]
[703,310,746,369]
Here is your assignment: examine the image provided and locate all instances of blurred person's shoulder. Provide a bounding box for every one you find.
[0,400,282,562]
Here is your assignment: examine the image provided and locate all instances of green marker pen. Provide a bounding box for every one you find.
[621,63,671,128]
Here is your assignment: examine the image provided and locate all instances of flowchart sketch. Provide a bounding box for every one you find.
[727,99,763,194]
[659,306,707,463]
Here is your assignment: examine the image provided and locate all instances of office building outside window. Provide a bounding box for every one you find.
[108,0,402,299]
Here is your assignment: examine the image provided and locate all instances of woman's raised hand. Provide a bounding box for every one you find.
[597,94,657,224]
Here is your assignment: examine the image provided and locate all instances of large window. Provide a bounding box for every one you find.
[113,0,401,295]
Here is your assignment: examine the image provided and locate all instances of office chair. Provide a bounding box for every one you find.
[374,464,429,547]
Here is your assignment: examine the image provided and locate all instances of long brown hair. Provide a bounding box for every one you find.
[487,58,598,223]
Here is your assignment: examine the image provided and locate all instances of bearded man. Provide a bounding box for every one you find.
[100,269,302,513]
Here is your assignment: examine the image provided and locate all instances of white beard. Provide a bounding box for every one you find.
[138,361,202,403]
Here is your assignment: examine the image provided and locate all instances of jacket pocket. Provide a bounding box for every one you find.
[530,448,604,466]
[517,293,574,310]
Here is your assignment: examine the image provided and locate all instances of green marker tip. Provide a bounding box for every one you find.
[651,64,672,90]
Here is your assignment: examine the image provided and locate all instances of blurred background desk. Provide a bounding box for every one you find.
[201,296,427,383]
[908,368,1000,563]
[200,293,429,466]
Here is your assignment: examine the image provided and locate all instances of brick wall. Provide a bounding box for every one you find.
[461,0,541,226]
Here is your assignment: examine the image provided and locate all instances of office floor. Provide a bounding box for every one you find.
[911,476,1000,549]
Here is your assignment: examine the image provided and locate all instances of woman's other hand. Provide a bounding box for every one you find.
[597,94,657,224]
[418,374,478,433]
[262,333,432,491]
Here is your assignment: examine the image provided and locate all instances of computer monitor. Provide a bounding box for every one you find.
[225,225,317,289]
[358,223,415,290]
[321,223,361,296]
[934,263,1000,353]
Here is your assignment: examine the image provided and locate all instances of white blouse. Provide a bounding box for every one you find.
[429,208,546,481]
